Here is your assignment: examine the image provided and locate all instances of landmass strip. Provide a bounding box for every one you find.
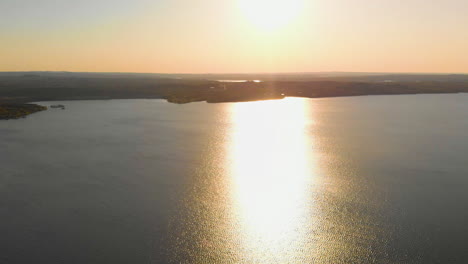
[1,72,467,118]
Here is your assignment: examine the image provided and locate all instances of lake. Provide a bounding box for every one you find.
[1,94,468,263]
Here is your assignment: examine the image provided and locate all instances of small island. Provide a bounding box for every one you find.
[0,103,47,120]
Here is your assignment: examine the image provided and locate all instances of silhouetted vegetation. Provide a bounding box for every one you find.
[0,72,467,105]
[0,103,47,120]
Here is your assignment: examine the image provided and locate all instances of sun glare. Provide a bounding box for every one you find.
[228,98,318,262]
[238,0,304,31]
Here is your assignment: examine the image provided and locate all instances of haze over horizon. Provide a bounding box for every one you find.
[1,0,468,73]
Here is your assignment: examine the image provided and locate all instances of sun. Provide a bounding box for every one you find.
[238,0,304,31]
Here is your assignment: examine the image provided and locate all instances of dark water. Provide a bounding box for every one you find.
[1,94,467,263]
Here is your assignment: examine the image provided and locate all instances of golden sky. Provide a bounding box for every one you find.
[1,0,467,73]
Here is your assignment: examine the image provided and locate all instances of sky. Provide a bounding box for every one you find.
[1,0,468,73]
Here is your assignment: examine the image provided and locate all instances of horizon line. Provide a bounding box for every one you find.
[1,70,468,75]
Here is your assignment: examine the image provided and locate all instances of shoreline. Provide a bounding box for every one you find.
[1,92,466,120]
[24,91,468,104]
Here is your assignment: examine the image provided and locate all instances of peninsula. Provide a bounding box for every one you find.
[0,103,47,120]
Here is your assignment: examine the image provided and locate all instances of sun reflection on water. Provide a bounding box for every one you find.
[228,98,317,262]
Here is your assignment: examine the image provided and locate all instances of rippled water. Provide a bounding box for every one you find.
[1,94,467,263]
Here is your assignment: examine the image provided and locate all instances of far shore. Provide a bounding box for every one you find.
[1,73,468,118]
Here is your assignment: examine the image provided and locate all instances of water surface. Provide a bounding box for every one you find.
[1,94,467,263]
